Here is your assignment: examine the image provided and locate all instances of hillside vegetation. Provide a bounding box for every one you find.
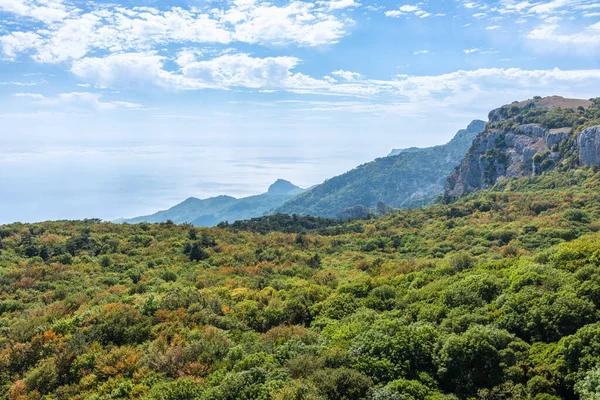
[4,168,600,399]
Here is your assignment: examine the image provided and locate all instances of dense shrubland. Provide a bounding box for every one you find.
[4,169,600,399]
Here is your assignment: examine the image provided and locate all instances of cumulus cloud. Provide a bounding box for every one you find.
[1,32,41,60]
[0,0,354,63]
[0,0,72,23]
[68,52,384,97]
[331,70,362,81]
[385,4,431,18]
[65,50,600,106]
[223,1,351,46]
[70,52,305,91]
[182,53,301,89]
[71,53,172,87]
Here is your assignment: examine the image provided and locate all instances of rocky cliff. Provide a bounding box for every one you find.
[577,126,600,166]
[445,96,600,198]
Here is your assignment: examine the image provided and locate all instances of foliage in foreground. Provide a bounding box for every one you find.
[4,169,600,399]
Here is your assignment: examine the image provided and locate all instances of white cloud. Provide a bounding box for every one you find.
[182,53,301,89]
[463,47,499,54]
[175,49,205,67]
[413,50,430,55]
[275,67,600,117]
[526,22,600,52]
[331,69,362,80]
[14,91,145,111]
[317,0,359,11]
[66,51,600,111]
[460,1,483,10]
[0,0,72,23]
[388,67,600,104]
[69,52,388,97]
[493,0,600,19]
[224,1,351,46]
[485,25,501,30]
[385,4,431,18]
[528,0,579,16]
[0,0,354,63]
[70,52,196,89]
[0,32,41,59]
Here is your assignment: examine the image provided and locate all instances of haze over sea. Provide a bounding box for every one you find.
[2,0,600,223]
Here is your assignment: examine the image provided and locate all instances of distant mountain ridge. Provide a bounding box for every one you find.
[120,120,488,224]
[119,180,305,226]
[271,120,485,218]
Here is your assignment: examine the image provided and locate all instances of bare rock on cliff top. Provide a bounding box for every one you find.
[510,96,592,110]
[489,96,593,123]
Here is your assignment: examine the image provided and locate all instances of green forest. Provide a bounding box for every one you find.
[4,167,600,399]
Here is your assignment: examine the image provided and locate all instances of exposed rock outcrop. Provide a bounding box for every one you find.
[445,96,600,199]
[445,124,570,197]
[577,126,600,166]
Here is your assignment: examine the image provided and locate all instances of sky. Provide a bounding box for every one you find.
[1,0,600,223]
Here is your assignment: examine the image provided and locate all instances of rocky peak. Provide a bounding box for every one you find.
[448,120,486,146]
[466,119,486,133]
[267,179,303,195]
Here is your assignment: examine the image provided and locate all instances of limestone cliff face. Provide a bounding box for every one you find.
[445,125,572,197]
[445,96,599,198]
[578,126,600,166]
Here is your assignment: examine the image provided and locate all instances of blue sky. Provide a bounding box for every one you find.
[1,0,600,223]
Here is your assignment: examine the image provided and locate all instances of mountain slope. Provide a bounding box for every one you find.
[446,96,600,198]
[121,179,305,226]
[273,120,485,218]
